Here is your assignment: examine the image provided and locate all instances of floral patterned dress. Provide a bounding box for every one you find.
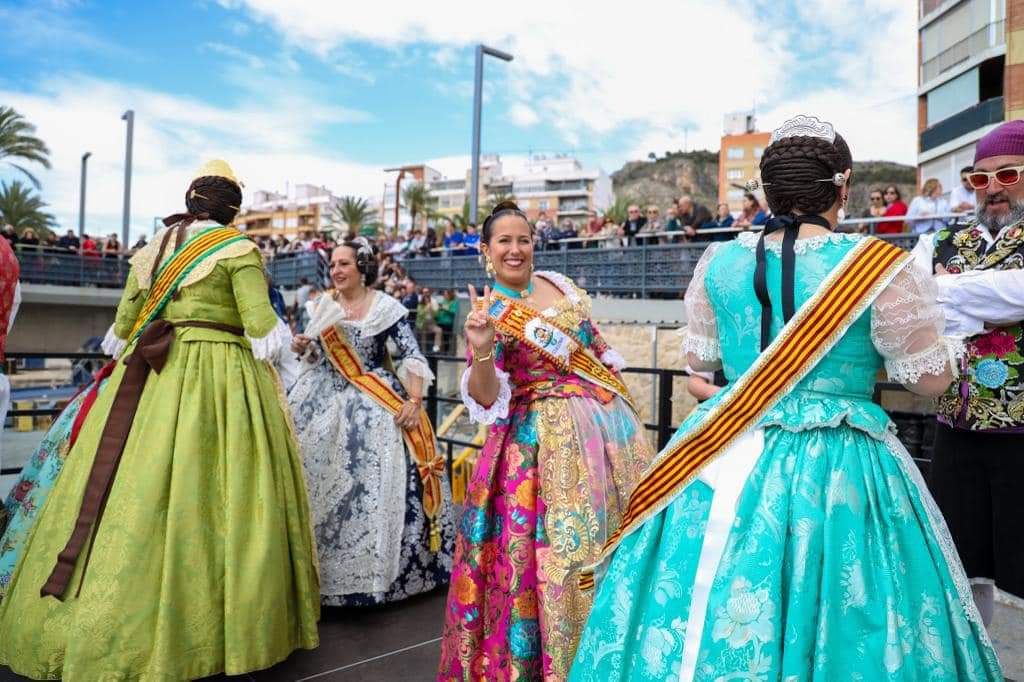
[438,271,653,681]
[568,233,1002,681]
[287,292,454,606]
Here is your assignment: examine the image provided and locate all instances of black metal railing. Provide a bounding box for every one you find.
[12,248,130,288]
[403,234,921,297]
[4,354,936,478]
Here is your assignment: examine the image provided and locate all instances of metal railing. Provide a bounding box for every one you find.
[3,352,936,480]
[8,213,963,293]
[404,231,925,297]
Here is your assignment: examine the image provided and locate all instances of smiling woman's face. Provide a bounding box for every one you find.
[481,215,533,288]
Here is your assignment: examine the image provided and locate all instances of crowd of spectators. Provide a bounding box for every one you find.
[1,225,149,257]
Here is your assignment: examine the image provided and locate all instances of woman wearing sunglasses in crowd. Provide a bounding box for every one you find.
[876,183,908,234]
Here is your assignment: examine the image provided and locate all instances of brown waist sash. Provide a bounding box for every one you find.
[41,319,244,599]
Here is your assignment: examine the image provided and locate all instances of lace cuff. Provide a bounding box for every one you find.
[884,336,965,384]
[101,324,128,360]
[248,318,292,361]
[600,347,627,372]
[397,356,435,389]
[682,331,721,362]
[460,364,512,424]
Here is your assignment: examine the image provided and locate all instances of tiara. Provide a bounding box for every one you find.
[769,115,836,145]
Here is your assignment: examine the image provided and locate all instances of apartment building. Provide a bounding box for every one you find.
[917,0,1014,192]
[718,112,771,212]
[231,184,339,237]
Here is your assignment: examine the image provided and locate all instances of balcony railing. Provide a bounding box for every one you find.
[921,20,1005,84]
[920,96,1004,152]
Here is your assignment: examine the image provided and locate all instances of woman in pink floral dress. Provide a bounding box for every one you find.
[437,202,653,681]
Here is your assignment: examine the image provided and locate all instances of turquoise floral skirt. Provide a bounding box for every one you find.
[568,423,1003,680]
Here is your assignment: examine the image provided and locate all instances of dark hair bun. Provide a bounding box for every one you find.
[185,176,243,226]
[491,199,521,213]
[759,133,852,216]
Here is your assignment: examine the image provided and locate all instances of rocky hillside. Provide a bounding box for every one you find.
[611,151,917,217]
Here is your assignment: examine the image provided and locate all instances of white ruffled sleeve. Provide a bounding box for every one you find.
[248,317,292,361]
[460,363,512,425]
[599,347,627,372]
[871,261,964,385]
[101,323,128,360]
[681,243,721,363]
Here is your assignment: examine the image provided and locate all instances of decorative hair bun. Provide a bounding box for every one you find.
[491,200,521,214]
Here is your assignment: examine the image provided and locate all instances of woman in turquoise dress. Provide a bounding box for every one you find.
[569,117,1003,680]
[0,364,111,598]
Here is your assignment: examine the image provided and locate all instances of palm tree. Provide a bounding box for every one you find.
[330,196,374,237]
[401,182,435,230]
[0,107,51,189]
[450,199,473,231]
[0,180,57,235]
[602,196,633,225]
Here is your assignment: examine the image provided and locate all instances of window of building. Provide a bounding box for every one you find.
[726,169,744,180]
[726,148,745,160]
[727,189,744,200]
[753,147,764,158]
[538,199,550,210]
[927,67,979,126]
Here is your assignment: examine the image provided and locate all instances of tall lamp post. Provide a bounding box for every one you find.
[121,110,134,246]
[78,152,91,238]
[469,44,513,224]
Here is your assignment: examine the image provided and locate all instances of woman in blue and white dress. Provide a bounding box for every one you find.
[287,240,454,607]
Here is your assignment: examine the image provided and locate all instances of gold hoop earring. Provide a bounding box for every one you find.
[484,255,496,278]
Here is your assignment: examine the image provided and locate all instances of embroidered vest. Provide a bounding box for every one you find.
[933,222,1024,431]
[0,239,20,363]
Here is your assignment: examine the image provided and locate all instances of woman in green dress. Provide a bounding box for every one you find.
[0,160,319,680]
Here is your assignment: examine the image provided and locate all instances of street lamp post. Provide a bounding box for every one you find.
[121,110,134,246]
[469,44,513,224]
[78,152,91,238]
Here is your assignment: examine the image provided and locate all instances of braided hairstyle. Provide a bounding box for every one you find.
[339,239,379,286]
[164,175,243,227]
[482,200,531,244]
[759,134,852,216]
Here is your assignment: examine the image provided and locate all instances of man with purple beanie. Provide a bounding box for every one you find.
[920,119,1024,625]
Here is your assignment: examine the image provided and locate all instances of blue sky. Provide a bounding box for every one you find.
[0,0,916,239]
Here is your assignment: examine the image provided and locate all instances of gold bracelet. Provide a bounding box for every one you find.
[474,350,494,363]
[408,396,422,405]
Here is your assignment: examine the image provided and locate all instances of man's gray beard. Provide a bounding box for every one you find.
[975,199,1024,231]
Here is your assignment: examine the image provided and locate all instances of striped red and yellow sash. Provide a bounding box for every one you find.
[487,294,637,411]
[128,227,249,342]
[320,324,445,552]
[579,237,909,590]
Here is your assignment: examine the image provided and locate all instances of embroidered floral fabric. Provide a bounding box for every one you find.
[287,296,452,605]
[567,237,1001,680]
[441,272,652,680]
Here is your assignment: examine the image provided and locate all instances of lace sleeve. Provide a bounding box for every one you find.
[681,243,721,362]
[871,261,964,385]
[386,315,435,388]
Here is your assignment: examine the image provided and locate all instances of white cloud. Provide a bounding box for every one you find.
[0,77,387,240]
[225,0,918,164]
[508,103,540,127]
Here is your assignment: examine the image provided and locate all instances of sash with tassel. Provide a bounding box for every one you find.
[319,324,445,552]
[485,294,638,413]
[579,237,910,590]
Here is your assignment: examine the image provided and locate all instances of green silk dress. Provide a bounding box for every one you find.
[0,226,320,680]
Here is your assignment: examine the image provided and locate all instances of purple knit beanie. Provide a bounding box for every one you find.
[975,120,1024,162]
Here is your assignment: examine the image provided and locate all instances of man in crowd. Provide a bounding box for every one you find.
[400,278,419,313]
[677,195,712,240]
[621,204,646,245]
[919,120,1024,627]
[950,165,978,213]
[57,230,80,251]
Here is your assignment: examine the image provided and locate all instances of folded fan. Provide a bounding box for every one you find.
[304,294,347,338]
